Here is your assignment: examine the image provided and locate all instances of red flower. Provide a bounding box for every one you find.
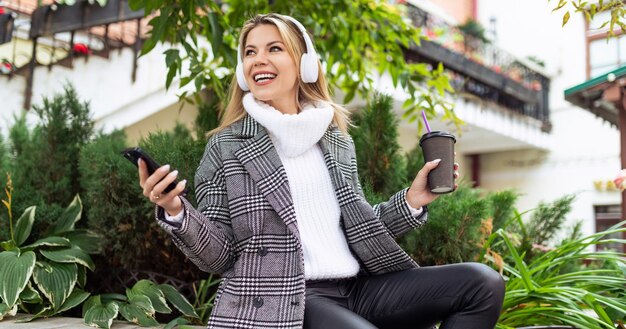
[1,61,14,74]
[0,7,6,15]
[72,43,89,55]
[614,169,626,190]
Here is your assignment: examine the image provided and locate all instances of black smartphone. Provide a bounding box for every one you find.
[121,147,179,194]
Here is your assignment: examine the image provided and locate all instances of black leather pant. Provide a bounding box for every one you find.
[303,263,505,329]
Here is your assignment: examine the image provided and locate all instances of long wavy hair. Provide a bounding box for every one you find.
[209,13,351,135]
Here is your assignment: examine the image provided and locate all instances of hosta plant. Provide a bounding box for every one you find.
[0,175,99,321]
[82,279,199,329]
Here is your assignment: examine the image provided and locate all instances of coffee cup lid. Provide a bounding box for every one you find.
[419,131,456,145]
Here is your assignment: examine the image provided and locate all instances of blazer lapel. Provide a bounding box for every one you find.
[233,117,300,240]
[318,128,359,205]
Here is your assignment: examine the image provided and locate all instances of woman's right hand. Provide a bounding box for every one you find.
[138,158,187,216]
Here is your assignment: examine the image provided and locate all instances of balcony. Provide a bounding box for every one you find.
[0,0,145,109]
[404,4,551,133]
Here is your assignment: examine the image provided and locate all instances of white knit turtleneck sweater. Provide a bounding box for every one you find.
[243,93,360,280]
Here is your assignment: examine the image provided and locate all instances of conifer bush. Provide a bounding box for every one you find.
[2,85,94,242]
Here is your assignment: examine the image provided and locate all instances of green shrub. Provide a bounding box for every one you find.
[5,85,94,242]
[82,279,199,329]
[80,124,207,283]
[398,184,517,265]
[351,92,408,197]
[0,179,99,321]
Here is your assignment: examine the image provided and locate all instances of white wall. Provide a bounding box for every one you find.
[476,0,622,236]
[0,43,185,136]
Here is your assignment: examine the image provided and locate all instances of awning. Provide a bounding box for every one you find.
[564,65,626,127]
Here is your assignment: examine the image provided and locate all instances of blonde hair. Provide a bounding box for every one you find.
[210,13,351,136]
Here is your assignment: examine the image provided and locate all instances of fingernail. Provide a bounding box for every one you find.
[181,179,187,186]
[137,158,142,165]
[432,159,442,163]
[170,170,179,177]
[161,164,171,171]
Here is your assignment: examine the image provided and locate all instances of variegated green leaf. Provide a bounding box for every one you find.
[57,288,90,313]
[14,206,36,246]
[0,251,36,308]
[51,195,82,235]
[0,240,17,252]
[84,299,119,329]
[159,283,199,318]
[40,245,95,271]
[82,295,101,318]
[14,305,52,323]
[129,280,170,314]
[19,282,42,304]
[77,264,87,288]
[119,294,159,327]
[165,317,191,329]
[0,303,17,320]
[21,236,71,251]
[59,229,102,254]
[33,261,77,311]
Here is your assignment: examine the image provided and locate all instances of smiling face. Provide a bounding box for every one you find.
[243,24,299,114]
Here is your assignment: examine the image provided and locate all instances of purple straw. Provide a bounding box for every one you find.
[421,110,432,133]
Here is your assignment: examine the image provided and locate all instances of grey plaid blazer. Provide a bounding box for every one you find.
[156,115,428,329]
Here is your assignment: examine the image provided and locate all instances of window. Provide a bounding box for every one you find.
[586,11,626,78]
[594,205,625,253]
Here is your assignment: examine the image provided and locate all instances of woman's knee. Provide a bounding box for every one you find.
[461,263,505,299]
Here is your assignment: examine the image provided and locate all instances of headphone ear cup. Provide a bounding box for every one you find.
[300,53,319,83]
[236,62,249,91]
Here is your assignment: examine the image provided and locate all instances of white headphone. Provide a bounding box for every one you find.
[236,15,319,91]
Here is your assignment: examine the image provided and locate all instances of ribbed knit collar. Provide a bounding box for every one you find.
[243,93,334,158]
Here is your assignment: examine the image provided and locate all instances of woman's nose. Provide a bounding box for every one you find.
[253,52,268,66]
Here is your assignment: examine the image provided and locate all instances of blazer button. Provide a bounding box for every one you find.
[253,296,264,308]
[257,247,268,256]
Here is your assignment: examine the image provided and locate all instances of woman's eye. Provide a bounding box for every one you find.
[270,46,282,52]
[244,49,256,56]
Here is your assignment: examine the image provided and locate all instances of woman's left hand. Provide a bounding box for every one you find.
[406,160,460,209]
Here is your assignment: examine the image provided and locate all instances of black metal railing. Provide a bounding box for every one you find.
[405,4,551,132]
[1,0,144,110]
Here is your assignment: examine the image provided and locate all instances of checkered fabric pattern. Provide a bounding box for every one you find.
[156,115,428,329]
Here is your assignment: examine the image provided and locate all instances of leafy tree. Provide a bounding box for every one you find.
[551,0,626,36]
[128,0,459,129]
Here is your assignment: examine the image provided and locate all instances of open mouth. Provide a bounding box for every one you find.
[254,73,277,83]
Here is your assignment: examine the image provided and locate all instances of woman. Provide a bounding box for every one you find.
[138,13,504,329]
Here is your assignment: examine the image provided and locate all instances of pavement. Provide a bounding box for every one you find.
[0,314,206,329]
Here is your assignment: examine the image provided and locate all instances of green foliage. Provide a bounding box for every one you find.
[5,85,94,242]
[190,274,221,325]
[399,184,517,265]
[484,222,626,329]
[551,0,626,36]
[82,279,199,329]
[351,92,408,197]
[79,125,206,281]
[457,18,490,43]
[129,0,460,131]
[194,90,221,138]
[0,181,98,321]
[503,194,576,263]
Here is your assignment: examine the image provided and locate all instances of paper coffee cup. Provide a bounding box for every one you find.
[419,131,456,194]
